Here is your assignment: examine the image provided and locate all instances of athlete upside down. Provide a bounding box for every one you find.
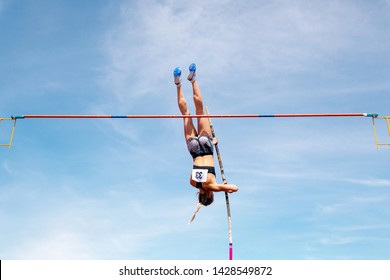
[173,63,238,208]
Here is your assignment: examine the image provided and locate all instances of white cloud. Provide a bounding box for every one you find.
[320,236,359,245]
[333,224,390,232]
[342,178,390,187]
[13,232,93,259]
[0,0,5,13]
[2,161,13,174]
[102,0,384,102]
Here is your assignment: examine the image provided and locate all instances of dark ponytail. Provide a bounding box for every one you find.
[198,192,214,206]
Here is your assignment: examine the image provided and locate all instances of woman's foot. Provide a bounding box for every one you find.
[187,63,196,83]
[173,67,182,87]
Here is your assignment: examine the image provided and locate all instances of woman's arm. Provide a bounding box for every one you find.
[204,182,238,193]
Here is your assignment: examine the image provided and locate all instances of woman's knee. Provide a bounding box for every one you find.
[178,100,190,115]
[195,108,204,115]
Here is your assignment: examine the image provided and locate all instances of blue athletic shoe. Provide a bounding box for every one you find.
[187,63,196,82]
[173,67,182,86]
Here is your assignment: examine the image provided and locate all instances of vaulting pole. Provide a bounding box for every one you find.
[205,107,233,260]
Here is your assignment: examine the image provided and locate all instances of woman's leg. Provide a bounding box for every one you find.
[191,80,212,137]
[177,84,197,140]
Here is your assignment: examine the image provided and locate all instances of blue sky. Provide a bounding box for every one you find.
[1,0,390,260]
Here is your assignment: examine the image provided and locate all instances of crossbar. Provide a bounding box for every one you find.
[12,113,377,119]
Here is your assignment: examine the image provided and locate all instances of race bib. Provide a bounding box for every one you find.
[192,169,209,182]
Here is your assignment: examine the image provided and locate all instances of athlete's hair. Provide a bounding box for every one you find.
[189,192,215,224]
[198,191,214,206]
